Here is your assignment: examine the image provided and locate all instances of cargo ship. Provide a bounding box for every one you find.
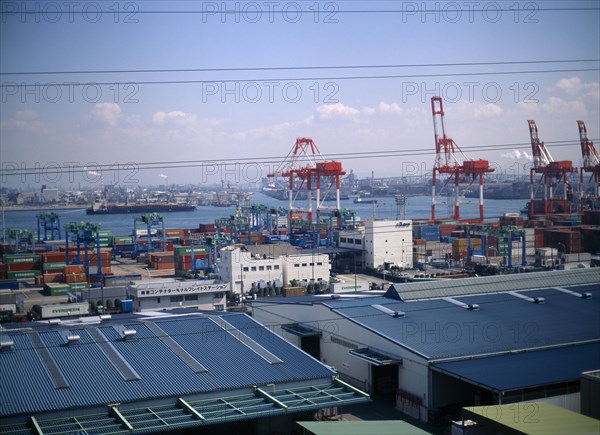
[86,200,196,215]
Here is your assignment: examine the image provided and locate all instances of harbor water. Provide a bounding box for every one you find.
[1,193,528,236]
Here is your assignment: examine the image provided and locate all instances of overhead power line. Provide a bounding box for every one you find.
[1,68,599,88]
[1,139,596,178]
[2,59,598,77]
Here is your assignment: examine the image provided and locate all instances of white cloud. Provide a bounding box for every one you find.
[377,102,402,114]
[500,149,533,161]
[91,103,121,126]
[152,110,198,126]
[554,77,583,95]
[473,103,504,119]
[0,110,48,132]
[316,103,361,119]
[542,97,587,115]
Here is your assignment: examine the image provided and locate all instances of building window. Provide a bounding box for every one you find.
[214,293,224,298]
[170,296,184,302]
[214,304,224,311]
[317,262,323,266]
[340,237,347,243]
[309,262,314,266]
[157,298,161,304]
[243,267,249,272]
[294,264,300,268]
[355,239,362,245]
[302,263,307,267]
[251,266,257,271]
[184,294,198,301]
[259,266,265,271]
[274,265,280,270]
[266,265,272,270]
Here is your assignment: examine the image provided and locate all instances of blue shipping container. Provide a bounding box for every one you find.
[120,299,133,313]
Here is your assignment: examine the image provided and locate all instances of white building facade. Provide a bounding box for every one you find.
[364,219,413,270]
[281,253,331,287]
[128,279,228,312]
[220,247,283,294]
[338,220,413,270]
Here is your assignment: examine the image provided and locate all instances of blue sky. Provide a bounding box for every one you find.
[1,0,599,188]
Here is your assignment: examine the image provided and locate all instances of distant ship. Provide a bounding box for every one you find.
[353,197,378,204]
[86,200,196,215]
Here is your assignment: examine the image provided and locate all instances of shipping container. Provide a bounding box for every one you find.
[2,254,41,265]
[6,270,42,279]
[33,301,89,319]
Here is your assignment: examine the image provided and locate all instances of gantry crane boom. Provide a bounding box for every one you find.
[430,96,494,222]
[527,120,575,216]
[577,120,600,206]
[528,120,554,169]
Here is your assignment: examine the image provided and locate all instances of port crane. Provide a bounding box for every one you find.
[577,120,600,209]
[430,96,494,222]
[267,137,346,225]
[527,120,577,216]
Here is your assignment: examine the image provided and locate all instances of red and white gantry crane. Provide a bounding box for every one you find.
[527,120,577,216]
[267,137,346,225]
[430,96,494,222]
[577,120,600,209]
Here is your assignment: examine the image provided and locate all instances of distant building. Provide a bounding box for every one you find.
[220,244,331,294]
[41,186,59,203]
[220,246,283,294]
[127,279,228,312]
[339,219,413,270]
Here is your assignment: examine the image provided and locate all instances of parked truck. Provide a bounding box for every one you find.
[31,302,89,320]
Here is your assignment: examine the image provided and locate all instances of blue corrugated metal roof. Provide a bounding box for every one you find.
[433,342,600,392]
[0,312,336,418]
[324,285,600,360]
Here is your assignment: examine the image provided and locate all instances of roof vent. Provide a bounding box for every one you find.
[443,297,480,311]
[99,314,112,321]
[48,318,62,325]
[122,329,137,340]
[553,287,592,299]
[0,339,14,352]
[66,334,80,346]
[508,291,544,304]
[372,304,406,318]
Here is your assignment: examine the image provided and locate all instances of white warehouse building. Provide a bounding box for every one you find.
[220,246,283,295]
[220,244,332,295]
[252,269,600,424]
[339,219,413,270]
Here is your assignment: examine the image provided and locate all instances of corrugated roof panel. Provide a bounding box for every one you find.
[388,268,600,301]
[0,312,338,419]
[433,342,600,392]
[330,286,600,360]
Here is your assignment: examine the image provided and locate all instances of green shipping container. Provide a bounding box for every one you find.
[3,254,41,265]
[43,262,66,271]
[44,283,71,295]
[174,246,208,256]
[69,282,89,291]
[98,231,112,237]
[6,270,42,279]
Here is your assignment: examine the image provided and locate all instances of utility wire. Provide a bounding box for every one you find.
[1,140,595,177]
[2,59,597,77]
[2,68,599,88]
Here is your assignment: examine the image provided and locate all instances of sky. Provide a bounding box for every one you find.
[1,0,599,189]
